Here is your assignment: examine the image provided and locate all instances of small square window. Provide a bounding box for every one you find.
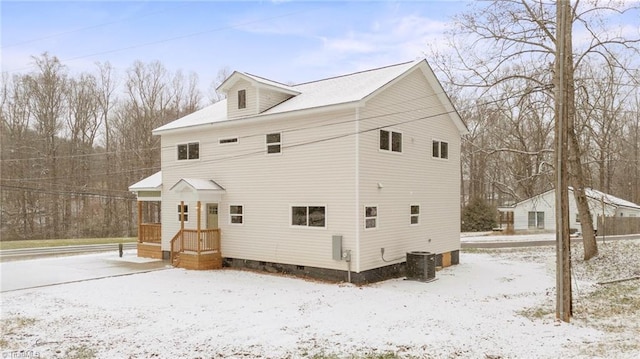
[238,89,246,109]
[392,132,402,152]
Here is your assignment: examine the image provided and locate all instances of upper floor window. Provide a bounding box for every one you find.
[266,133,281,154]
[219,137,238,144]
[292,206,326,228]
[177,142,199,160]
[432,140,448,159]
[380,130,402,152]
[238,89,246,109]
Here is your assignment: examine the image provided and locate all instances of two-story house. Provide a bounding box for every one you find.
[129,59,468,284]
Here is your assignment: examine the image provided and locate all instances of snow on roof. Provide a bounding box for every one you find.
[582,188,640,210]
[242,72,300,94]
[128,171,162,191]
[154,101,228,133]
[154,60,421,133]
[170,178,225,191]
[262,60,417,115]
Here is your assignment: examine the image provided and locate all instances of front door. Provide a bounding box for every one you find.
[207,203,219,229]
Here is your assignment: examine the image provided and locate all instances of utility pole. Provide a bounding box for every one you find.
[555,0,572,323]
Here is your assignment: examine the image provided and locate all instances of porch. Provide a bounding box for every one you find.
[129,173,226,269]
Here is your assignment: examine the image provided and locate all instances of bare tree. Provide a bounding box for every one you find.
[433,0,640,260]
[208,66,231,104]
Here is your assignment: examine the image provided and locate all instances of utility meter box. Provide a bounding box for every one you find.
[332,235,342,260]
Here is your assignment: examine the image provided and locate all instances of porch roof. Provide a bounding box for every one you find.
[170,178,225,192]
[129,171,162,191]
[170,178,226,202]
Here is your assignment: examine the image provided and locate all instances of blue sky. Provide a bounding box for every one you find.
[1,1,468,91]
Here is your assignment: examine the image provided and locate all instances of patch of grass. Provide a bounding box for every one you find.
[518,305,555,320]
[0,316,37,349]
[65,344,96,359]
[0,237,136,250]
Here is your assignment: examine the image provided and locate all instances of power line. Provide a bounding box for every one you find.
[5,9,308,73]
[1,184,135,200]
[1,3,191,49]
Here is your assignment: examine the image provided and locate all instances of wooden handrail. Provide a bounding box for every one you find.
[170,228,221,264]
[139,223,161,243]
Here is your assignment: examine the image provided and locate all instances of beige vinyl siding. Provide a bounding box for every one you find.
[357,68,461,272]
[160,109,357,270]
[227,79,257,119]
[257,88,293,113]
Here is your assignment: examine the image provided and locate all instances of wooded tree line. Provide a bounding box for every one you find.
[435,1,640,209]
[1,53,205,240]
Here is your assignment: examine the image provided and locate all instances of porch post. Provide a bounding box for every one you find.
[180,200,185,251]
[197,201,201,254]
[137,201,142,243]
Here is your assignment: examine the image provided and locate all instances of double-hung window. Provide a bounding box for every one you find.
[432,140,448,159]
[410,205,420,225]
[177,142,199,160]
[292,206,326,228]
[365,206,377,229]
[230,205,243,224]
[380,130,402,152]
[266,133,281,154]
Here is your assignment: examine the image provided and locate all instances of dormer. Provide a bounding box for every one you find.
[217,72,301,119]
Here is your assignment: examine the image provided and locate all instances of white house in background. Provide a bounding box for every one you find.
[498,188,640,232]
[129,59,468,283]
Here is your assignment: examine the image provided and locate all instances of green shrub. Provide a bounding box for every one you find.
[461,197,497,232]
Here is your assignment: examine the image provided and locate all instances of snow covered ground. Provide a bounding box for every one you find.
[1,238,639,358]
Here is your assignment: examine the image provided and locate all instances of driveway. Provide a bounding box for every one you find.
[0,250,169,292]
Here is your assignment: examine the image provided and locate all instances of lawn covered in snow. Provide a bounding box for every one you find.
[1,240,639,358]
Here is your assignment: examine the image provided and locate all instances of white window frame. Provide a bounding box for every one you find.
[290,205,327,229]
[219,137,239,145]
[432,139,449,160]
[177,141,200,161]
[379,129,403,153]
[364,205,378,229]
[177,202,190,223]
[229,204,244,225]
[410,204,420,225]
[266,132,282,154]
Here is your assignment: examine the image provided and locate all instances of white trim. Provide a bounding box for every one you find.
[289,204,328,229]
[355,106,361,273]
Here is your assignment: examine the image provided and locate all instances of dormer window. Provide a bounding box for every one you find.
[238,89,246,109]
